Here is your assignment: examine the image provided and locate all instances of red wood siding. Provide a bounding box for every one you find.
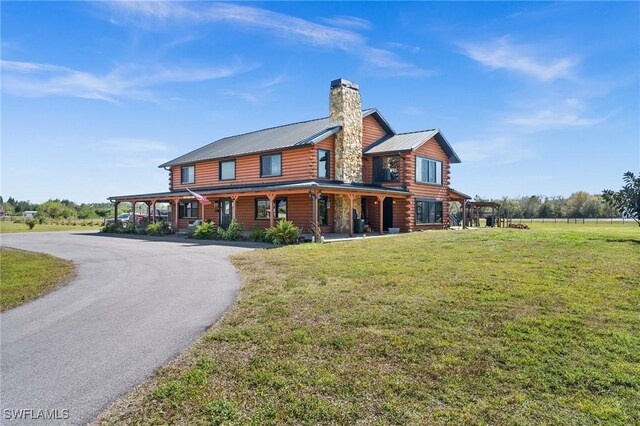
[171,147,315,190]
[362,115,386,149]
[404,137,451,231]
[224,194,334,233]
[362,115,388,184]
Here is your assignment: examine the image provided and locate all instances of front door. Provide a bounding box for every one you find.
[383,197,393,231]
[219,199,232,229]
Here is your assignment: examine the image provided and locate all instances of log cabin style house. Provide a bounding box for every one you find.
[109,79,465,237]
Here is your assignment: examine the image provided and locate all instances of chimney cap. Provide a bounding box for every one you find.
[330,78,359,90]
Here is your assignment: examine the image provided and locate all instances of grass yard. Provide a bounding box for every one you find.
[96,224,639,425]
[0,248,75,311]
[0,220,102,233]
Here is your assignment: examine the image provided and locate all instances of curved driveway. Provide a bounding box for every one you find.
[1,232,258,425]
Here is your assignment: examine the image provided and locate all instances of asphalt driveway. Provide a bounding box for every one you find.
[0,232,259,425]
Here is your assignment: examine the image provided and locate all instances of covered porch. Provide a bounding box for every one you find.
[108,181,411,239]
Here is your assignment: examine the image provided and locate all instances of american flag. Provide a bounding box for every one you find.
[186,188,212,205]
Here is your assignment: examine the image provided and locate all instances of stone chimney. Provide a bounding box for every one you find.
[329,78,363,233]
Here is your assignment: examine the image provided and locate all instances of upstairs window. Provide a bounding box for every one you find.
[219,160,236,180]
[373,156,400,182]
[260,153,282,177]
[415,156,442,185]
[416,200,442,224]
[317,149,330,179]
[181,165,195,184]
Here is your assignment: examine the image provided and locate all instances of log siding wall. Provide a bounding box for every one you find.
[170,142,333,191]
[404,137,451,231]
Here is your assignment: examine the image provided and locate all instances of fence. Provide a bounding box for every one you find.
[504,217,632,225]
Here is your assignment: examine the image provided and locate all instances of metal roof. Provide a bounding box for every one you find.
[109,180,411,201]
[363,129,461,163]
[159,118,341,168]
[159,108,460,167]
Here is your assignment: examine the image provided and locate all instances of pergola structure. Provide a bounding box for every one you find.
[109,181,411,239]
[464,201,501,228]
[448,188,472,228]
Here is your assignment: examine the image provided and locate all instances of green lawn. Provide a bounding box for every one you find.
[0,220,102,233]
[0,248,75,311]
[96,224,639,425]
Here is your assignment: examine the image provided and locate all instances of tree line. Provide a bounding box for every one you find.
[476,192,617,219]
[0,196,131,219]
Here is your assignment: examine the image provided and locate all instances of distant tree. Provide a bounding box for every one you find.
[538,198,554,218]
[579,195,606,218]
[602,171,640,226]
[77,204,98,219]
[38,200,75,219]
[565,191,591,218]
[521,195,541,218]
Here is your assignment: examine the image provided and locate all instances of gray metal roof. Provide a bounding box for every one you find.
[363,129,461,163]
[109,180,411,201]
[159,118,341,168]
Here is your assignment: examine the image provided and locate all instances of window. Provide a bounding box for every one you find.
[415,157,442,185]
[260,153,282,177]
[219,160,235,180]
[181,165,195,184]
[255,198,287,220]
[178,202,198,219]
[415,200,443,224]
[373,156,400,182]
[317,149,330,179]
[318,196,329,226]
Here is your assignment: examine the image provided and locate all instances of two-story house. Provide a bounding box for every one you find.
[109,79,466,236]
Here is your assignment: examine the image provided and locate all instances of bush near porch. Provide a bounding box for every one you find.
[96,224,639,425]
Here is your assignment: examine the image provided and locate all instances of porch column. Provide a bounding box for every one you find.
[230,195,238,220]
[311,191,318,240]
[113,201,119,223]
[348,193,355,237]
[172,199,179,230]
[201,199,205,221]
[462,201,467,229]
[132,202,136,225]
[377,195,385,235]
[151,200,156,223]
[146,201,152,223]
[267,193,276,228]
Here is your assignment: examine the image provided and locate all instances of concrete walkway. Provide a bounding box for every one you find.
[0,232,258,425]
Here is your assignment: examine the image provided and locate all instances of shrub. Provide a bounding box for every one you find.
[265,219,300,245]
[218,219,244,241]
[147,221,172,236]
[192,221,217,239]
[250,225,267,242]
[100,223,122,233]
[25,219,36,230]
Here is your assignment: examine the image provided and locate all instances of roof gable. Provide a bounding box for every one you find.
[363,129,461,163]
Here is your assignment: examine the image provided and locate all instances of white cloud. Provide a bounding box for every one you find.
[103,2,429,77]
[504,98,607,130]
[459,36,578,81]
[1,59,254,102]
[319,16,373,31]
[454,137,535,165]
[220,74,290,104]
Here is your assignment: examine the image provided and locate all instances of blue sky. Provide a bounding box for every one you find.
[2,1,639,203]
